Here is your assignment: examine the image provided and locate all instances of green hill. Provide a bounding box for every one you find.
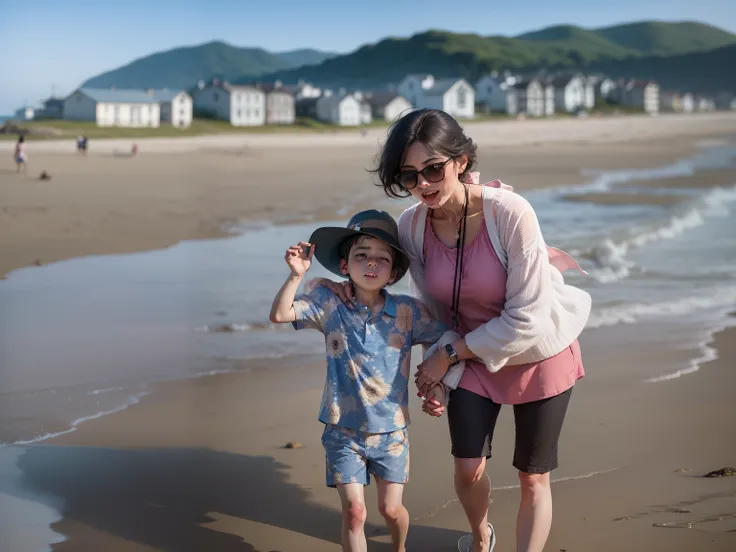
[276,48,338,67]
[82,41,333,90]
[593,20,736,55]
[236,29,593,87]
[515,24,638,59]
[80,21,736,93]
[516,21,734,56]
[241,21,735,89]
[588,44,736,94]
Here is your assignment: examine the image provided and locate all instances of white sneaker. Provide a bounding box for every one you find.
[457,522,496,552]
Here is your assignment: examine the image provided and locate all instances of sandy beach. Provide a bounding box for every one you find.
[2,113,735,279]
[1,113,736,551]
[8,320,733,552]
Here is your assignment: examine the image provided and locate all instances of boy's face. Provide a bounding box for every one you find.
[339,236,397,291]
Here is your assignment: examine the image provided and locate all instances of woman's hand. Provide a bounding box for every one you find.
[415,349,451,396]
[305,277,354,306]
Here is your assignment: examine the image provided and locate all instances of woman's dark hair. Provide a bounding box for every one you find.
[371,109,477,199]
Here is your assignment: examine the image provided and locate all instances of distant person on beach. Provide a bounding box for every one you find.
[13,136,27,173]
[270,209,458,552]
[76,135,88,155]
[315,109,591,552]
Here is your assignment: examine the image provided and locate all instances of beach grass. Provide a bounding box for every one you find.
[0,117,392,141]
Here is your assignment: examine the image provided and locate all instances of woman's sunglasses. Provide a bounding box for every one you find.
[395,158,455,190]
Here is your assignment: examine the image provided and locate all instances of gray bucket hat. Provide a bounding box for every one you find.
[309,210,411,282]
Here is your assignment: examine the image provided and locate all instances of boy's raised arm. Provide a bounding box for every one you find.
[269,273,303,323]
[269,242,314,324]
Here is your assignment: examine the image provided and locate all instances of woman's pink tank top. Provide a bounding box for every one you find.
[423,214,584,405]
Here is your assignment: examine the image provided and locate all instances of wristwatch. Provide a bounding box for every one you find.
[444,343,460,366]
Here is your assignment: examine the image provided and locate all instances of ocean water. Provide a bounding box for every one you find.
[0,144,735,446]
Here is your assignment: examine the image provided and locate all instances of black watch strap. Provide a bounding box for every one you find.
[444,343,459,366]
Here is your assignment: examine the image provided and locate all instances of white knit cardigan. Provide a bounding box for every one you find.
[399,179,592,389]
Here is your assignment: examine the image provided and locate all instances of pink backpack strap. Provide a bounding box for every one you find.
[462,172,514,191]
[548,247,589,275]
[471,174,588,275]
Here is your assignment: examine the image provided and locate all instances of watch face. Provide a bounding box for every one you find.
[445,344,458,363]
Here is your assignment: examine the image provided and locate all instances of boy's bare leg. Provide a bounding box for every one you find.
[337,483,368,552]
[376,477,409,552]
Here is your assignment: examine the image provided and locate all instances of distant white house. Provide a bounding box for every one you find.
[359,100,373,125]
[63,88,160,127]
[552,74,586,113]
[513,79,545,117]
[475,75,517,114]
[295,97,320,119]
[365,92,413,122]
[316,93,362,126]
[283,80,322,100]
[258,84,296,125]
[397,74,435,107]
[192,80,266,126]
[594,77,616,101]
[543,82,555,116]
[398,75,475,118]
[681,93,695,113]
[715,92,736,111]
[625,80,660,115]
[350,92,373,124]
[660,91,682,112]
[582,76,596,109]
[150,89,192,128]
[14,106,35,120]
[35,97,64,119]
[694,95,716,112]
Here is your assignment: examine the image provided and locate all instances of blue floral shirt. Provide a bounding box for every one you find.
[293,286,448,433]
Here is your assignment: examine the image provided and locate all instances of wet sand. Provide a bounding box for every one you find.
[1,114,736,551]
[2,321,733,551]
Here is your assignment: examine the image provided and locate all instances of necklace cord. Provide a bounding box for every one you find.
[450,185,469,330]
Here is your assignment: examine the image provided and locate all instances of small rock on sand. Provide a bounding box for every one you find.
[284,442,303,449]
[703,467,736,478]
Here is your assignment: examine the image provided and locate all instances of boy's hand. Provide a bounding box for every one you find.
[421,384,448,417]
[285,241,314,277]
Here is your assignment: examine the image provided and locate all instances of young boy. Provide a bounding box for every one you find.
[270,209,456,552]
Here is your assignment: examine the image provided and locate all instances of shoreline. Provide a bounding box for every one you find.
[2,117,734,279]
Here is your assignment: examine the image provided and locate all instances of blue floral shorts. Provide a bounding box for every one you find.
[321,424,410,487]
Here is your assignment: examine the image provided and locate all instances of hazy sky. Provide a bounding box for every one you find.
[1,0,734,113]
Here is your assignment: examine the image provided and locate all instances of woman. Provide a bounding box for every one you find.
[317,109,591,552]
